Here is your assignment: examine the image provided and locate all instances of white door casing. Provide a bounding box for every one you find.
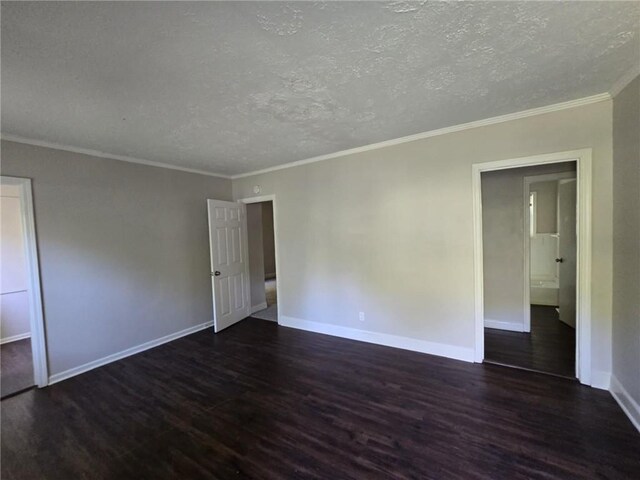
[558,179,577,328]
[207,199,251,332]
[237,194,281,324]
[472,148,592,386]
[0,176,48,387]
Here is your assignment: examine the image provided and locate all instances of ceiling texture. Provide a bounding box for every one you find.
[2,1,639,176]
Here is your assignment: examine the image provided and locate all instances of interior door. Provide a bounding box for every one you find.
[557,179,577,328]
[207,199,251,332]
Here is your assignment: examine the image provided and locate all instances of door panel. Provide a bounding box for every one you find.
[558,180,577,328]
[216,227,228,265]
[207,199,250,332]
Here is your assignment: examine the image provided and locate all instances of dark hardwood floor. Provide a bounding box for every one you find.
[0,338,34,398]
[2,318,638,479]
[485,305,576,378]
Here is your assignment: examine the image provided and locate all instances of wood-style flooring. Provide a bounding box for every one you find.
[485,305,576,378]
[0,338,34,398]
[2,318,638,479]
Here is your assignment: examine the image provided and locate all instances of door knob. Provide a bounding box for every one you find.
[555,258,563,263]
[213,271,221,276]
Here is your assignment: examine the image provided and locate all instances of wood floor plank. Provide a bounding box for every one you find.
[0,339,35,398]
[2,318,638,479]
[485,305,576,377]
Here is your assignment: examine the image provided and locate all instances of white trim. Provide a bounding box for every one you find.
[0,134,231,179]
[523,171,576,333]
[0,332,31,345]
[49,321,213,385]
[0,288,28,295]
[236,194,275,204]
[1,176,49,388]
[484,319,525,333]
[528,191,537,238]
[472,149,593,386]
[610,375,640,433]
[590,370,611,391]
[609,65,640,98]
[472,163,486,363]
[251,302,268,314]
[236,194,281,325]
[231,93,610,179]
[523,188,533,332]
[280,316,475,363]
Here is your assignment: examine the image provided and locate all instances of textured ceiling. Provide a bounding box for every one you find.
[2,1,639,176]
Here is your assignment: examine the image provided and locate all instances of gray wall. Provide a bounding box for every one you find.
[233,99,614,379]
[482,163,575,329]
[612,76,640,412]
[530,180,559,234]
[261,201,276,279]
[246,203,267,308]
[0,140,232,376]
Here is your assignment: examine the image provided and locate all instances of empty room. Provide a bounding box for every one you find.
[1,1,639,479]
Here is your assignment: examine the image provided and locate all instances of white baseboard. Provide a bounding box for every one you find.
[49,321,214,385]
[484,319,525,332]
[279,315,474,363]
[0,332,31,345]
[610,375,640,432]
[251,302,268,314]
[590,370,611,390]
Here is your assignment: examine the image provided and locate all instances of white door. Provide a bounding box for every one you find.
[557,179,577,328]
[207,199,251,332]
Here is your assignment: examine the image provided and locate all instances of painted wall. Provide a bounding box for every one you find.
[0,140,232,377]
[612,76,640,417]
[530,180,559,234]
[482,163,574,330]
[246,203,267,309]
[261,201,276,279]
[233,100,614,381]
[0,185,31,342]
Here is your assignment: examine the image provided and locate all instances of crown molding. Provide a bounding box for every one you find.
[2,91,611,181]
[231,92,611,179]
[0,134,232,179]
[609,65,640,98]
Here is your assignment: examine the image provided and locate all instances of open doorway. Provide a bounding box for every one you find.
[480,161,578,378]
[473,150,593,385]
[0,176,47,398]
[244,197,278,322]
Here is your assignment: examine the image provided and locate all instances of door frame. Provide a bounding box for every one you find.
[523,171,576,332]
[236,194,281,324]
[1,176,48,387]
[472,149,592,385]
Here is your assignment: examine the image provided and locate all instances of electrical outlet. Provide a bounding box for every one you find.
[359,311,365,322]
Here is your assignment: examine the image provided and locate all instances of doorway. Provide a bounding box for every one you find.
[472,150,593,385]
[0,176,48,397]
[481,166,577,378]
[240,195,279,323]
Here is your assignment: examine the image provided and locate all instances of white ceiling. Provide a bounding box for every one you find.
[2,1,638,176]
